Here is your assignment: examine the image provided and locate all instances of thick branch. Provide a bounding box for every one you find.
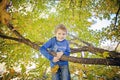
[6,23,39,50]
[0,32,39,50]
[7,23,26,39]
[1,31,120,66]
[50,51,120,66]
[0,33,23,42]
[71,46,120,58]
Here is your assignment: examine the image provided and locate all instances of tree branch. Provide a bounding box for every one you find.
[0,33,23,42]
[115,42,120,51]
[69,34,93,46]
[49,51,120,66]
[6,23,40,50]
[114,1,120,29]
[7,23,26,39]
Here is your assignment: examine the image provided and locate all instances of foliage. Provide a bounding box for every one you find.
[92,0,120,42]
[0,0,120,79]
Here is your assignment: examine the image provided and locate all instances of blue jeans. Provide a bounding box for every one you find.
[52,65,71,80]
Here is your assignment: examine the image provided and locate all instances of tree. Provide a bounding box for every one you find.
[0,0,120,79]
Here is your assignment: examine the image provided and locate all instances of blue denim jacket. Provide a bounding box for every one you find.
[40,37,71,67]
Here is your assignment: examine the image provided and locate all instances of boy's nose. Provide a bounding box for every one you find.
[60,35,63,37]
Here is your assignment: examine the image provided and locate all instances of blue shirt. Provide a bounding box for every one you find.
[40,37,71,67]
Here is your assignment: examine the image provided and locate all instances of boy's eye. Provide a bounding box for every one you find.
[57,33,66,35]
[62,33,65,35]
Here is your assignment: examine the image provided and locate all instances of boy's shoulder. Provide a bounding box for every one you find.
[50,37,56,41]
[48,37,56,43]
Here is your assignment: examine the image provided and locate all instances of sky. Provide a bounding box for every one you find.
[89,18,111,31]
[89,14,116,31]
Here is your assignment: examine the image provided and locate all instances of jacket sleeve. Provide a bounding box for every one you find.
[64,41,71,56]
[40,39,54,61]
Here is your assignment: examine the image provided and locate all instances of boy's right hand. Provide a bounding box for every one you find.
[57,52,64,59]
[53,57,59,62]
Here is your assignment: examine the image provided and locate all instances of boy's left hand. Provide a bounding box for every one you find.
[53,57,59,62]
[57,52,64,59]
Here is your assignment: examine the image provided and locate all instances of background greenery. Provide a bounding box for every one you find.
[0,0,120,80]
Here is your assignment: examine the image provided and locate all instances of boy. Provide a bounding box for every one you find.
[40,24,71,80]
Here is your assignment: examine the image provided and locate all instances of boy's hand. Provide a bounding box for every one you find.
[53,57,59,62]
[57,52,64,59]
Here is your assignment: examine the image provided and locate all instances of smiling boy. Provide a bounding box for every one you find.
[40,24,71,80]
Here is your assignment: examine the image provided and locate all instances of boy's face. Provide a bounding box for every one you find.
[55,29,67,41]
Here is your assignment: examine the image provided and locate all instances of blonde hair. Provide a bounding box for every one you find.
[54,24,67,33]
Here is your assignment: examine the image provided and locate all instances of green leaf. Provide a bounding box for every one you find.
[103,52,110,58]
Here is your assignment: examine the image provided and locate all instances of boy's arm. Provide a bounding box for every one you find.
[40,38,54,61]
[64,51,70,56]
[40,46,54,61]
[40,46,60,62]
